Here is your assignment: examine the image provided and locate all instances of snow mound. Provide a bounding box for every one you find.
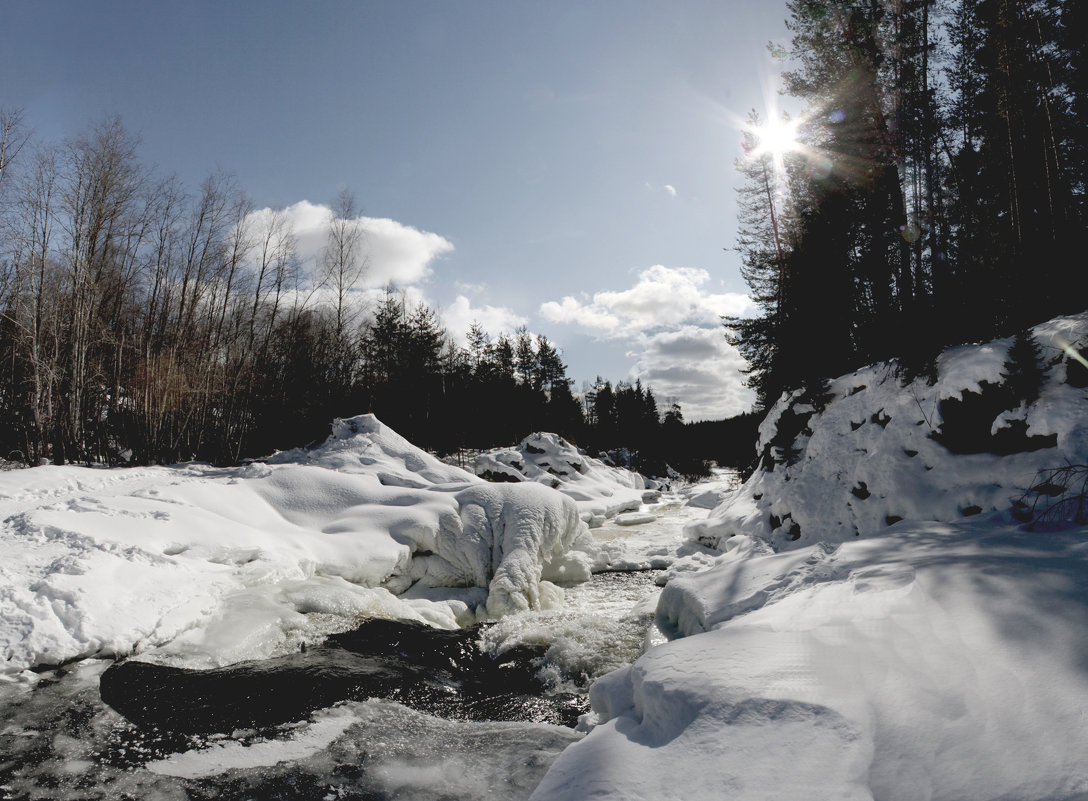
[475,432,650,520]
[687,310,1088,551]
[533,310,1088,801]
[0,416,594,676]
[269,414,477,487]
[535,522,1088,801]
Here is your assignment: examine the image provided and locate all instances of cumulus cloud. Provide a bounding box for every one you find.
[540,265,752,338]
[246,200,454,289]
[442,295,528,345]
[630,326,756,421]
[541,267,757,421]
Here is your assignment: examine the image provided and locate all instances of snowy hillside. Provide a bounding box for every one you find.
[686,310,1088,550]
[475,432,657,521]
[532,312,1088,801]
[0,415,599,677]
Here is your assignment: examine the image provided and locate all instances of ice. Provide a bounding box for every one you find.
[0,669,579,801]
[0,415,596,675]
[451,482,595,617]
[480,571,664,694]
[145,705,359,778]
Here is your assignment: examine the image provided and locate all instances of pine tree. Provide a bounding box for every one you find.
[726,110,801,408]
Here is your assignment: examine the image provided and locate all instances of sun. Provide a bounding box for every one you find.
[750,116,800,160]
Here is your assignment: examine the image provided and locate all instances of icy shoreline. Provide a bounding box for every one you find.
[0,416,607,677]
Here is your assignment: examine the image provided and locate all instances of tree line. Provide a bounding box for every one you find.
[728,0,1087,407]
[0,112,723,471]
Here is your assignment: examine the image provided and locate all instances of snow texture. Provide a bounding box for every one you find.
[475,432,651,520]
[0,415,595,676]
[533,311,1088,801]
[686,310,1088,550]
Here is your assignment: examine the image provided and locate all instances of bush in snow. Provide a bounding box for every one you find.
[1014,462,1088,529]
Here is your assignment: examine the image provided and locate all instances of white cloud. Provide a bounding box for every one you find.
[539,295,623,332]
[541,267,757,421]
[539,265,752,338]
[442,295,528,345]
[664,184,677,197]
[363,216,454,287]
[246,200,454,290]
[629,326,755,421]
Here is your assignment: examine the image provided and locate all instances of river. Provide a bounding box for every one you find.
[0,478,735,801]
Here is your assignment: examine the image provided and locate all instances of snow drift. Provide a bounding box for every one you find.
[475,432,654,521]
[0,415,596,677]
[533,311,1088,801]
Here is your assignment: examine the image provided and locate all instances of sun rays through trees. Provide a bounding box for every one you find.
[730,0,1087,408]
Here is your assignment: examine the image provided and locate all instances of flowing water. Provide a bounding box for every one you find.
[0,486,731,801]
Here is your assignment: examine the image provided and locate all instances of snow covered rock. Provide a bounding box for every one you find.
[475,432,649,520]
[687,310,1088,550]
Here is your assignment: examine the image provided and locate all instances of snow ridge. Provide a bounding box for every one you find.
[0,415,596,676]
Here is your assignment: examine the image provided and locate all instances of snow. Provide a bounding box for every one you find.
[686,310,1088,550]
[474,432,650,520]
[5,311,1088,799]
[532,311,1088,801]
[0,415,596,676]
[681,467,742,509]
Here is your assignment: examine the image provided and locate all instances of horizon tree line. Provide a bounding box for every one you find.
[0,112,715,469]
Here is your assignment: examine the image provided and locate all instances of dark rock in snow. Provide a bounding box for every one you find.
[851,482,871,500]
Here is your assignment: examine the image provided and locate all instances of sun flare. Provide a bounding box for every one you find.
[751,117,800,159]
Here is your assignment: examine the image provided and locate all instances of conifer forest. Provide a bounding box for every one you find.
[727,0,1087,407]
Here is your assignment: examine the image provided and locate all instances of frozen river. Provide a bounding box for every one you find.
[0,479,736,801]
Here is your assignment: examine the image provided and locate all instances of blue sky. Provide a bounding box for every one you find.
[3,1,794,420]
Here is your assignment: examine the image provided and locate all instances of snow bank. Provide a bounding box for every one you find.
[475,432,651,521]
[536,522,1088,801]
[687,311,1088,550]
[534,311,1088,800]
[0,415,594,676]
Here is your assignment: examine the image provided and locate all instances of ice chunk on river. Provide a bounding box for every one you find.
[0,415,596,675]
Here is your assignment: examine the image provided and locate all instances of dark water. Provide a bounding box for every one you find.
[0,618,594,801]
[100,618,588,737]
[0,571,664,800]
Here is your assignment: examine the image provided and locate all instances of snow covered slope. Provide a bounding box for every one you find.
[0,415,596,677]
[686,311,1088,550]
[475,432,654,521]
[533,312,1088,801]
